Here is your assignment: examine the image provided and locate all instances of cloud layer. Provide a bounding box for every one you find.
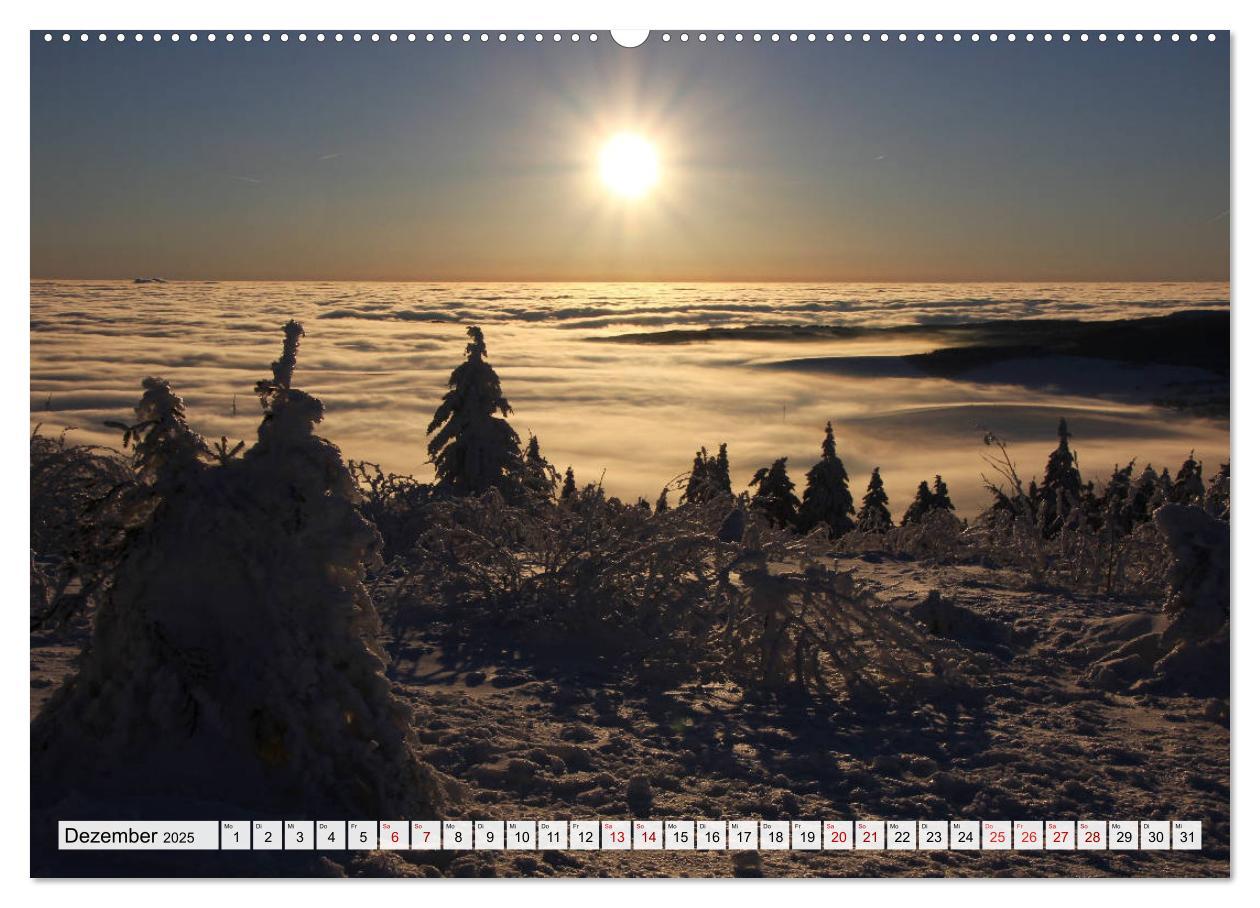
[30,280,1229,516]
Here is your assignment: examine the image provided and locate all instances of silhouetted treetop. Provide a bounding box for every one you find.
[857,467,893,532]
[426,326,522,497]
[749,457,799,529]
[683,444,733,505]
[797,422,855,537]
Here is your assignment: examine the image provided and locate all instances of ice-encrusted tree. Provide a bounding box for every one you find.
[1204,462,1230,520]
[902,480,935,525]
[797,422,855,537]
[104,376,211,489]
[682,444,733,505]
[560,466,577,500]
[1172,453,1205,504]
[1150,467,1174,510]
[1103,461,1137,533]
[748,457,799,529]
[32,322,446,829]
[1129,464,1161,523]
[683,449,708,504]
[522,433,557,498]
[712,443,732,497]
[856,467,893,532]
[931,475,955,512]
[1039,417,1083,535]
[426,326,522,498]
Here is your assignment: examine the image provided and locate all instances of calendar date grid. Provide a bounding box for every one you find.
[59,819,1203,852]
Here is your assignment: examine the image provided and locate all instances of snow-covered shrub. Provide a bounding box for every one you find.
[403,485,717,659]
[350,460,433,562]
[967,507,1169,597]
[29,427,132,627]
[717,521,957,701]
[840,507,965,561]
[844,423,1208,599]
[33,378,217,629]
[32,323,446,822]
[395,487,955,703]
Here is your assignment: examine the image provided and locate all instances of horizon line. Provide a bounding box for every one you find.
[29,276,1233,285]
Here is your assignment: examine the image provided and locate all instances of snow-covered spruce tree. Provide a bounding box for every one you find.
[34,379,212,632]
[797,422,855,537]
[1129,464,1161,524]
[1204,462,1230,520]
[522,433,558,499]
[902,480,935,526]
[32,322,446,828]
[1172,452,1205,505]
[683,449,709,504]
[1103,461,1137,534]
[930,475,955,512]
[712,443,732,498]
[682,444,734,505]
[426,326,523,499]
[1039,418,1083,535]
[114,376,212,487]
[856,467,893,532]
[748,457,800,529]
[1146,467,1174,512]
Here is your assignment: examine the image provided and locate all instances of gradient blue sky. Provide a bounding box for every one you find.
[31,34,1229,281]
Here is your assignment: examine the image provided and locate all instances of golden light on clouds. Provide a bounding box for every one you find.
[598,133,660,200]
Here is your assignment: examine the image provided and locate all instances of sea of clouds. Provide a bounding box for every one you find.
[30,281,1229,515]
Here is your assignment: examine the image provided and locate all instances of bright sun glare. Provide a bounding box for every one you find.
[599,133,659,200]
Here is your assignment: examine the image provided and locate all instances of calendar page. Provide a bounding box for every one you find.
[28,18,1229,881]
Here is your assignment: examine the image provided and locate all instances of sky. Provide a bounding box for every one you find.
[30,34,1229,282]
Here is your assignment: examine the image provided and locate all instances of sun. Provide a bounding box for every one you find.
[599,133,659,200]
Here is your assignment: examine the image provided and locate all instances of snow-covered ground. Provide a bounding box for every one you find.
[31,553,1228,878]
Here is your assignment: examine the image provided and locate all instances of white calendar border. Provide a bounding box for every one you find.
[4,0,1251,905]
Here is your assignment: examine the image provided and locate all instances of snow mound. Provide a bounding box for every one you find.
[1084,503,1228,696]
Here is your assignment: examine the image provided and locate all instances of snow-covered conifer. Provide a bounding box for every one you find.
[522,433,557,498]
[1172,453,1205,504]
[426,326,522,497]
[748,457,799,529]
[1204,462,1230,520]
[931,475,955,512]
[712,443,732,497]
[1039,418,1083,534]
[33,322,446,830]
[902,480,934,525]
[797,422,855,537]
[856,467,893,532]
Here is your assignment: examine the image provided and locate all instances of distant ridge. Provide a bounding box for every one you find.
[594,310,1229,377]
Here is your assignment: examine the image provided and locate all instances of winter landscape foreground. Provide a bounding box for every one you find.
[30,299,1228,878]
